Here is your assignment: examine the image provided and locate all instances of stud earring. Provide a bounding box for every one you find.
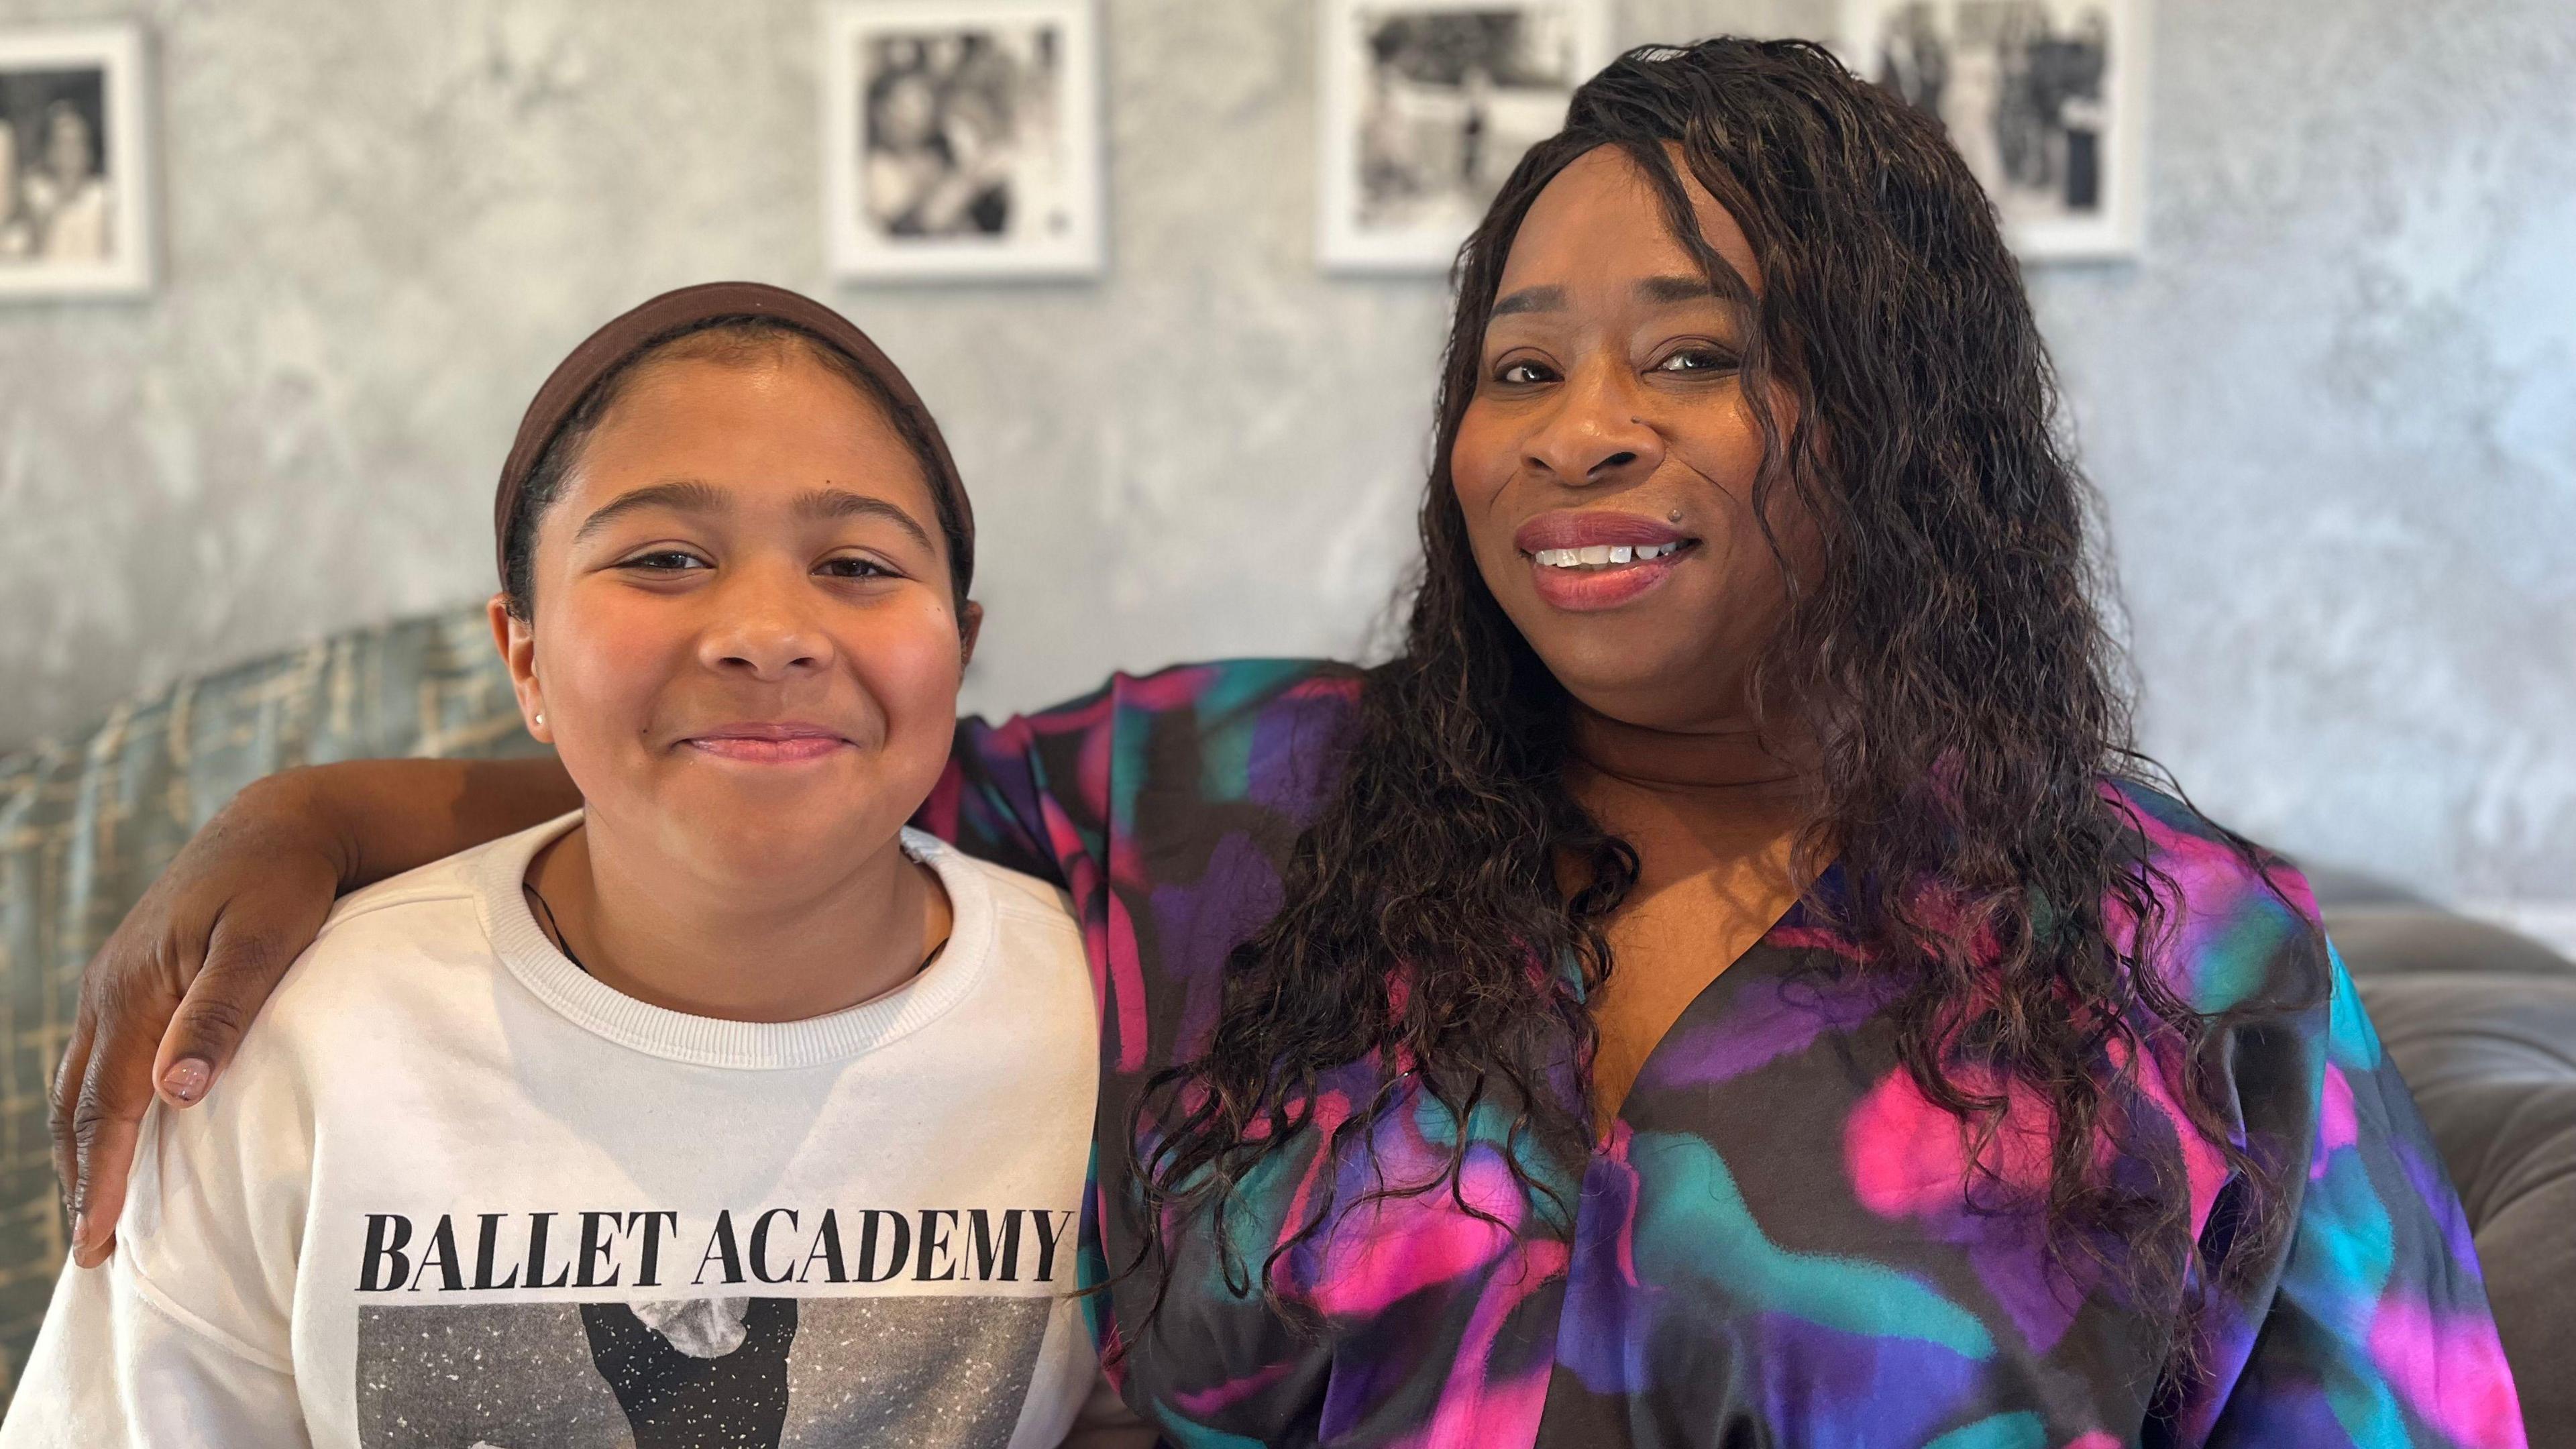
[533,712,545,727]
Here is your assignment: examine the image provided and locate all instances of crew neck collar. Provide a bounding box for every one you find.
[472,811,994,1070]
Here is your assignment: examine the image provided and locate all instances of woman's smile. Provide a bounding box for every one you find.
[1514,509,1700,611]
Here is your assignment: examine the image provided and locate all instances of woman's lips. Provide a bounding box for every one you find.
[683,724,851,763]
[1525,549,1690,610]
[1512,511,1694,555]
[1511,511,1699,612]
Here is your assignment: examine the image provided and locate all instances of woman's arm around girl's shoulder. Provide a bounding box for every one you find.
[920,657,1362,886]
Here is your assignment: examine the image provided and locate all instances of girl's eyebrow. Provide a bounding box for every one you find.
[574,478,934,553]
[574,478,729,543]
[798,487,934,553]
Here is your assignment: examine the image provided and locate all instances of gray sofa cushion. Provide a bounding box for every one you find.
[2332,904,2576,980]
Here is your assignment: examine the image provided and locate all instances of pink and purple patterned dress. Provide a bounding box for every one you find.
[919,659,2524,1449]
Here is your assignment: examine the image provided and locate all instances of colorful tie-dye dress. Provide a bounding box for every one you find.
[918,659,2524,1449]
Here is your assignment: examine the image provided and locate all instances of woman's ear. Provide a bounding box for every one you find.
[957,600,984,672]
[486,593,552,745]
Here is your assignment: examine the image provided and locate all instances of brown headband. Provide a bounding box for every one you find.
[492,280,973,598]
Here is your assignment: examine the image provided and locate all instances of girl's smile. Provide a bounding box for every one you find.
[680,721,855,765]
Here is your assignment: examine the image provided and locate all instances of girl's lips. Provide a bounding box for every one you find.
[684,728,851,763]
[1525,549,1688,611]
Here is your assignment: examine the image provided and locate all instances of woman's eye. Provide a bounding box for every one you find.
[818,556,895,580]
[622,550,707,572]
[1494,359,1557,386]
[1655,347,1739,375]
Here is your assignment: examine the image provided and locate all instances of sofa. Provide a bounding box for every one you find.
[0,604,2567,1445]
[0,605,549,1401]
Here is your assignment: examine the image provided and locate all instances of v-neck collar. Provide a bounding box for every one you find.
[1593,861,1855,1140]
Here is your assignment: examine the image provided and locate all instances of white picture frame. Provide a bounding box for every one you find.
[1317,0,1611,274]
[823,0,1106,282]
[0,21,153,299]
[1839,0,2149,262]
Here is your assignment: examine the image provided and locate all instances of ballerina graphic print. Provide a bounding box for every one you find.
[355,1293,1054,1448]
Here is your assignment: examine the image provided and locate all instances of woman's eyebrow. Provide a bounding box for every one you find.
[1491,284,1566,318]
[798,488,934,552]
[1490,276,1719,317]
[1637,274,1719,305]
[574,478,729,543]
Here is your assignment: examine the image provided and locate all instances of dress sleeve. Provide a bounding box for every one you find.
[2199,944,2526,1449]
[916,678,1125,888]
[1,1073,311,1447]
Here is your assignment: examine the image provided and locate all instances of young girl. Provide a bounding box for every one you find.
[5,284,1142,1448]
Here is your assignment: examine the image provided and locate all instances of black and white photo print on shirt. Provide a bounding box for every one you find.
[355,1295,1054,1448]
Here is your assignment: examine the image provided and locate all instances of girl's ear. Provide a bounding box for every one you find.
[957,600,984,672]
[486,594,552,745]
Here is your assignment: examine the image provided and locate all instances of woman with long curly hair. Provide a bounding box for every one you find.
[53,38,2518,1448]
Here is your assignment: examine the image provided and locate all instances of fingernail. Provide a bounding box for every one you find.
[160,1058,211,1105]
[70,1212,89,1254]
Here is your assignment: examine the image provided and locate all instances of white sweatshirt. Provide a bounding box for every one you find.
[3,814,1138,1449]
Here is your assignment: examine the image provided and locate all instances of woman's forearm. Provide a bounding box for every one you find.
[50,750,576,1269]
[295,754,582,892]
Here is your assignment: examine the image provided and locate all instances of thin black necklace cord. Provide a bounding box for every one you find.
[523,879,590,975]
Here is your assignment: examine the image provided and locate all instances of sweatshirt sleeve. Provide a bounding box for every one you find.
[2199,949,2526,1449]
[3,1030,314,1445]
[0,1249,307,1447]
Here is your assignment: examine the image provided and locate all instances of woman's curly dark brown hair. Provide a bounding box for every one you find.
[1130,36,2304,1384]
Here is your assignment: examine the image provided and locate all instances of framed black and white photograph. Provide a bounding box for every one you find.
[0,21,152,299]
[822,0,1104,281]
[1317,0,1610,273]
[1842,0,2146,260]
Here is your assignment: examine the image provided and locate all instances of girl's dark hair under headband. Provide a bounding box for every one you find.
[492,281,975,614]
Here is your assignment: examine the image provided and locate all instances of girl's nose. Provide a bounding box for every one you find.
[698,566,835,680]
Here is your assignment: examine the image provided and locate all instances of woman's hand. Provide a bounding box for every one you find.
[50,772,345,1268]
[48,753,580,1267]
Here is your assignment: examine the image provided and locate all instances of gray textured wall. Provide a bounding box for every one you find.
[0,0,2569,917]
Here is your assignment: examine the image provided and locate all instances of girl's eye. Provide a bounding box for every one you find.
[1494,359,1558,386]
[1655,346,1739,375]
[622,550,707,572]
[818,556,896,580]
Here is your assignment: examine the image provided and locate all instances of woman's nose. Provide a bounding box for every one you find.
[1521,362,1664,488]
[698,566,835,680]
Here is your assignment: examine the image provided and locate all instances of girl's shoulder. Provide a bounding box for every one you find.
[246,821,571,1070]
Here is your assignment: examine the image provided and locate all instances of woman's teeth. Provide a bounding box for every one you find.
[1531,541,1684,569]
